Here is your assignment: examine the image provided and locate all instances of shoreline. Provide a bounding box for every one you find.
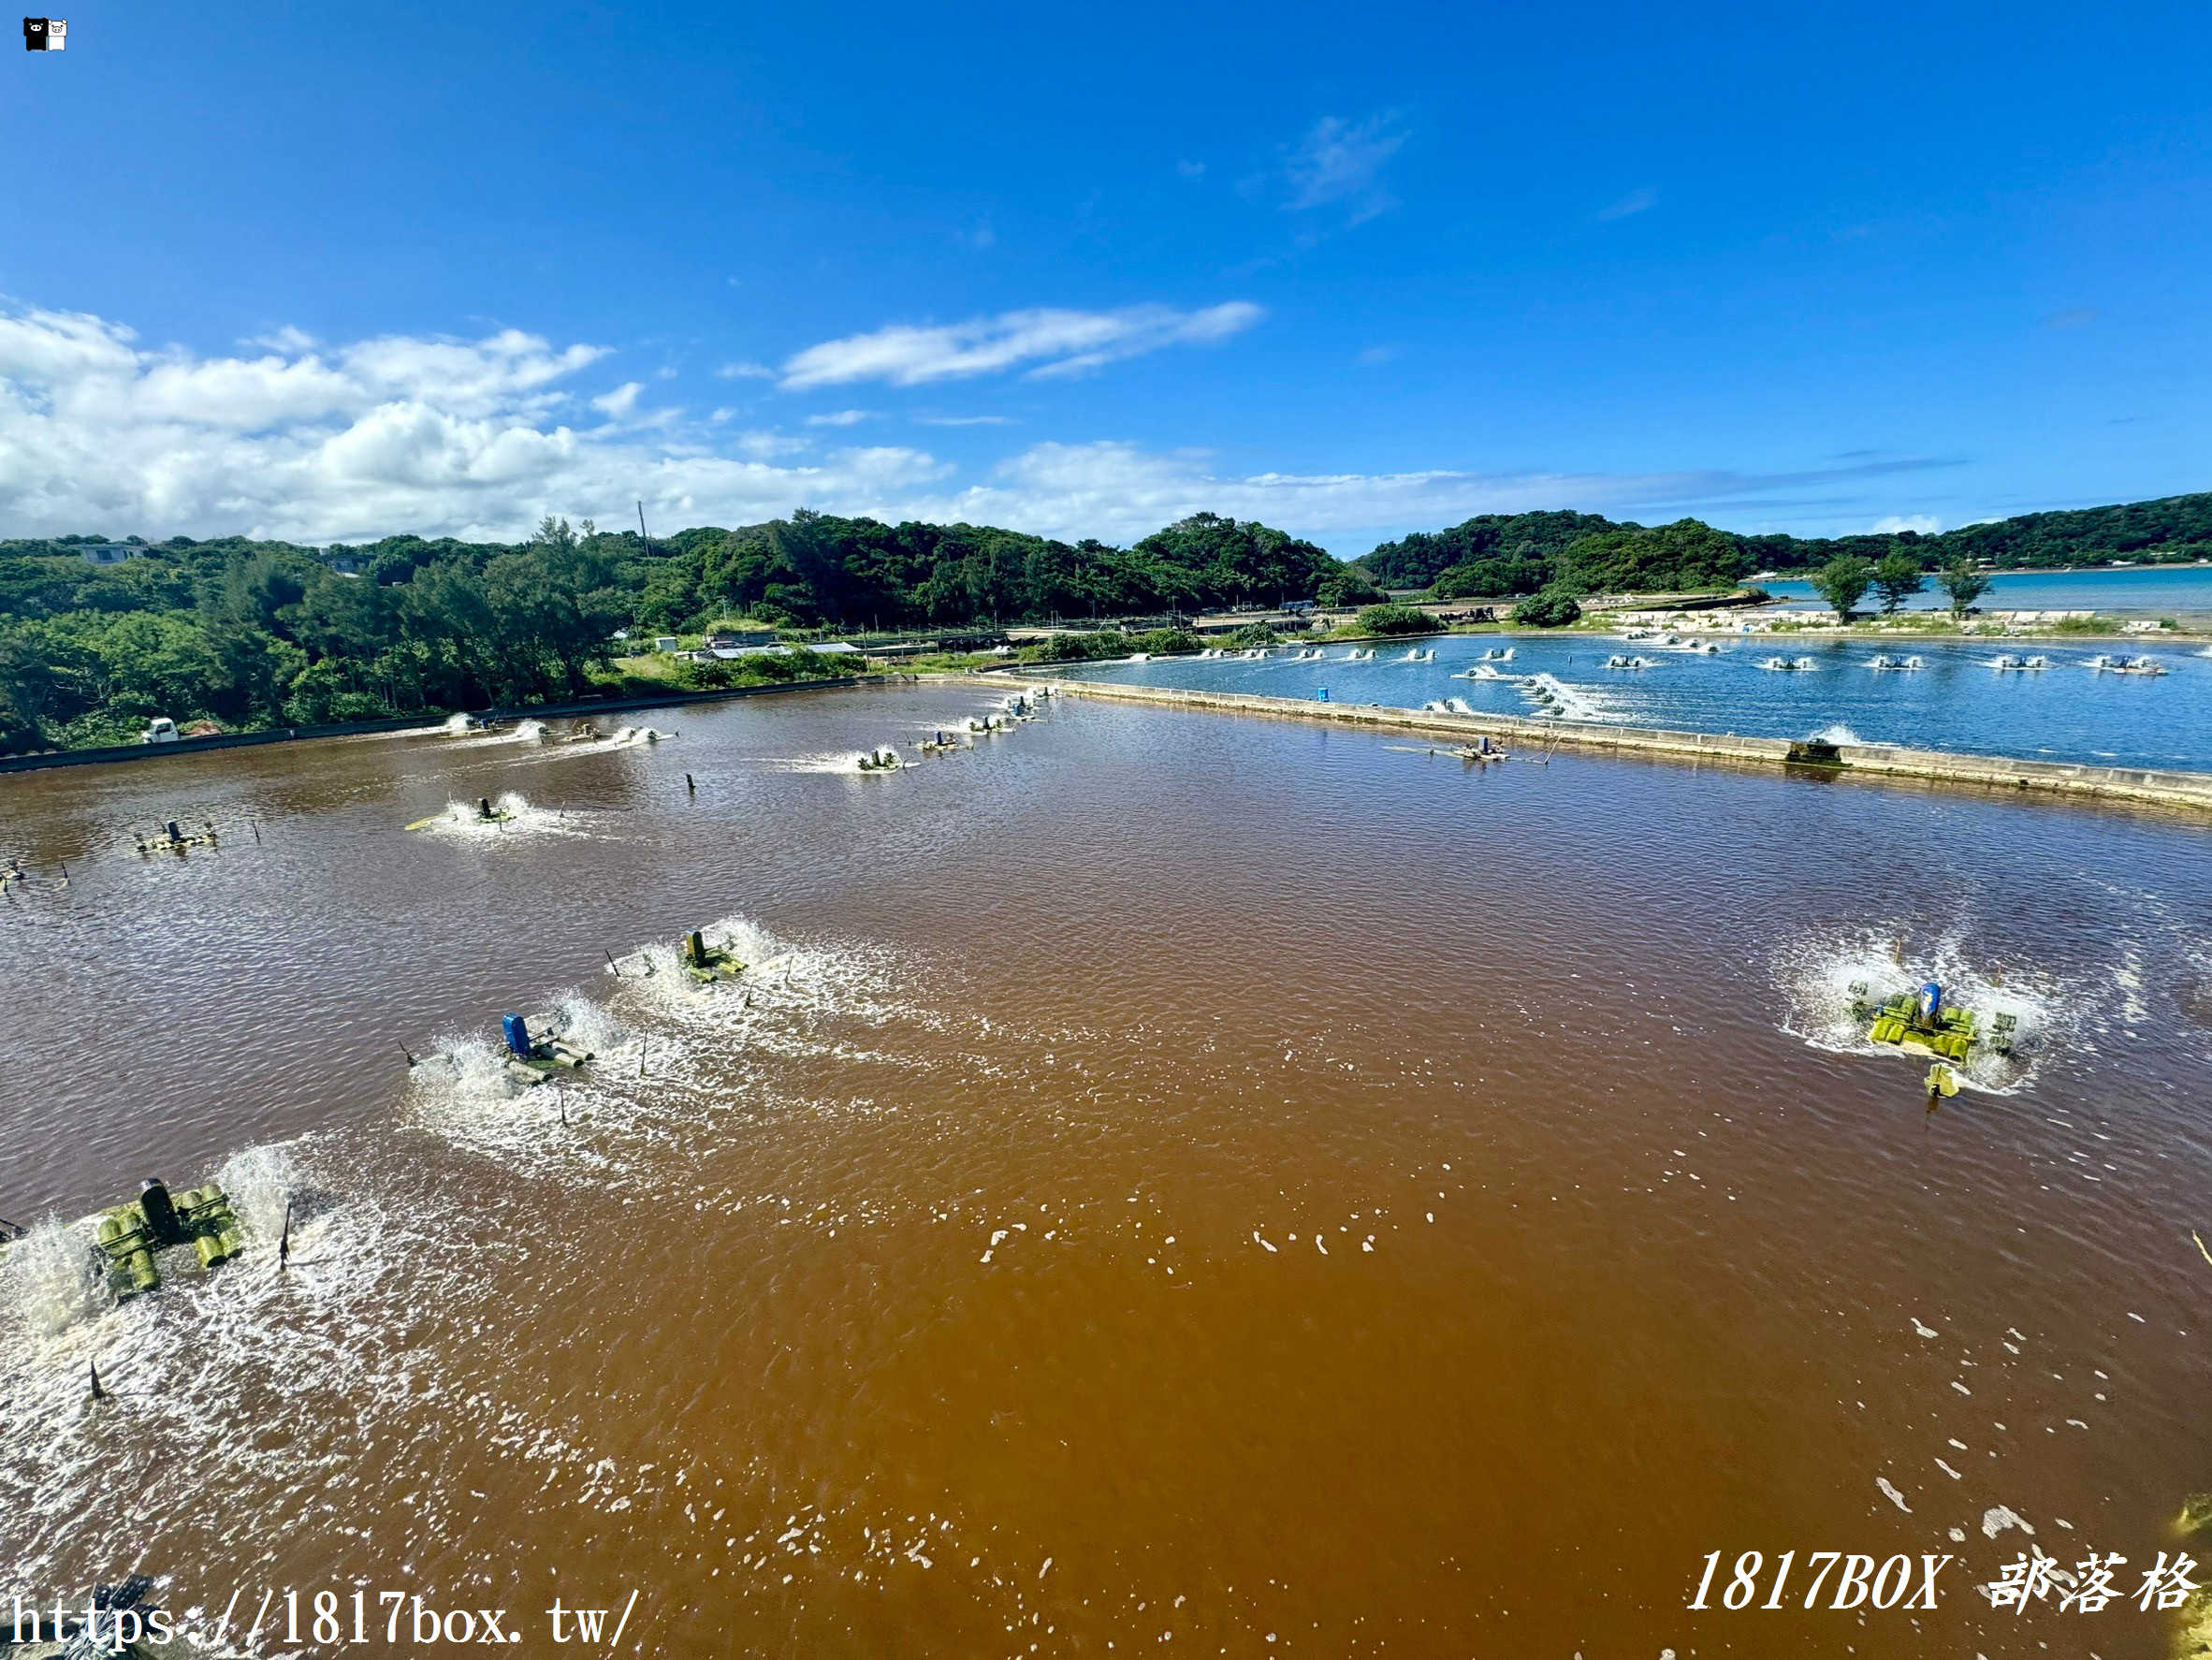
[1028,674,2212,821]
[0,673,907,776]
[1754,557,2212,581]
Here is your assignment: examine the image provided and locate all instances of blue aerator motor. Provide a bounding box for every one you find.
[502,1012,531,1058]
[1916,983,1943,1025]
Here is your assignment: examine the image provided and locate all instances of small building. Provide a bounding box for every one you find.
[80,543,142,566]
[705,628,779,649]
[653,635,679,652]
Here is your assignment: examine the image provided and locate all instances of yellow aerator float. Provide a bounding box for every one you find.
[134,820,218,855]
[406,796,514,832]
[679,929,747,984]
[1849,981,2016,1066]
[95,1177,246,1302]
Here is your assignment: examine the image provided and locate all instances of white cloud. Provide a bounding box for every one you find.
[882,443,1962,548]
[1284,114,1406,223]
[886,442,1604,543]
[913,413,1013,427]
[806,408,875,427]
[1870,514,1942,534]
[731,430,811,460]
[0,305,943,543]
[0,303,1961,550]
[714,360,775,380]
[243,325,318,354]
[591,381,645,417]
[777,301,1262,389]
[1597,186,1658,222]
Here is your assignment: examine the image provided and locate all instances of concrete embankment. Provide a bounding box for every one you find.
[1040,676,2212,820]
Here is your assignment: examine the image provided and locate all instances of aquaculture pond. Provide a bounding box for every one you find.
[2,683,2207,1657]
[1071,632,2212,770]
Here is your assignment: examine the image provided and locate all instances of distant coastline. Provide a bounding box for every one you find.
[1754,560,2212,619]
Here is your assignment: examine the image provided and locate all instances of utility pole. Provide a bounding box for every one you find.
[637,501,651,554]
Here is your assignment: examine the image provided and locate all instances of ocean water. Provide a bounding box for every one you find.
[1072,633,2212,769]
[1,687,2207,1657]
[1758,561,2212,616]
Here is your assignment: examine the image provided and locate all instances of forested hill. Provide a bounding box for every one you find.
[0,510,1385,752]
[1356,490,2212,598]
[7,487,2206,754]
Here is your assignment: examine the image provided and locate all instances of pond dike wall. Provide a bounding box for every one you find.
[1038,676,2212,820]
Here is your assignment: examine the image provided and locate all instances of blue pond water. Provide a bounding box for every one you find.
[1758,562,2212,616]
[1068,633,2212,771]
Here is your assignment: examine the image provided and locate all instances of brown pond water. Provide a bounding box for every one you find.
[1,683,2208,1657]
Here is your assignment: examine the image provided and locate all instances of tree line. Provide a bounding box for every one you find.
[6,486,2203,751]
[1356,490,2212,600]
[0,511,1385,752]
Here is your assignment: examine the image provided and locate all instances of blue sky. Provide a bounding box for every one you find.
[4,0,2209,553]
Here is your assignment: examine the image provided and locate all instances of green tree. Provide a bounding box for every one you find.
[1316,567,1386,607]
[1355,604,1445,636]
[283,658,394,724]
[1431,554,1550,600]
[1937,560,1992,619]
[1562,519,1743,594]
[1810,554,1875,620]
[1870,548,1927,615]
[1218,622,1284,648]
[1509,586,1582,627]
[0,623,104,750]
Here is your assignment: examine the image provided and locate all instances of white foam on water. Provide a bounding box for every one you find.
[446,932,997,1182]
[1809,723,1866,745]
[507,724,678,764]
[215,1143,300,1240]
[1771,929,2071,1093]
[1514,673,1617,724]
[414,791,589,840]
[410,995,633,1128]
[406,978,728,1178]
[442,719,556,750]
[0,1132,659,1592]
[408,1029,532,1101]
[0,921,1178,1607]
[547,990,633,1056]
[764,750,907,774]
[0,1216,104,1336]
[1982,1505,2034,1538]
